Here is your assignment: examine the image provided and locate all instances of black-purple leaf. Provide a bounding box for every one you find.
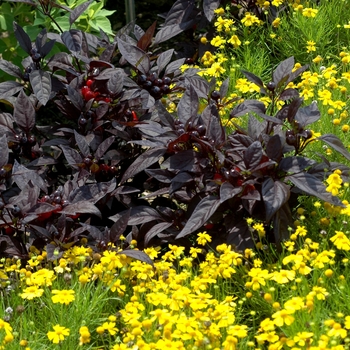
[12,160,47,192]
[74,130,90,157]
[278,88,299,101]
[273,56,294,86]
[134,24,145,41]
[70,0,93,26]
[219,77,230,99]
[0,60,22,79]
[117,38,150,75]
[279,156,315,173]
[266,134,283,161]
[295,102,320,127]
[66,84,84,111]
[144,222,173,246]
[95,136,115,160]
[13,21,32,54]
[120,147,167,184]
[318,134,350,162]
[107,69,124,95]
[220,182,241,203]
[176,195,221,239]
[137,21,157,51]
[286,97,303,123]
[0,112,14,133]
[272,203,294,248]
[203,0,220,22]
[60,145,82,169]
[164,58,186,76]
[29,70,51,106]
[62,30,82,54]
[109,209,130,243]
[244,141,263,169]
[27,202,56,215]
[69,179,116,204]
[145,168,173,183]
[230,100,266,118]
[0,135,9,168]
[0,81,23,98]
[170,172,193,193]
[262,178,290,222]
[207,109,225,144]
[13,90,35,132]
[118,249,154,266]
[286,172,344,206]
[157,49,174,75]
[60,201,101,218]
[164,0,195,25]
[109,206,162,225]
[40,38,56,58]
[177,84,198,123]
[154,20,195,45]
[286,64,309,84]
[241,70,264,88]
[185,76,209,99]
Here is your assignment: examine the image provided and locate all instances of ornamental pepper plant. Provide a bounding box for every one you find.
[0,0,350,261]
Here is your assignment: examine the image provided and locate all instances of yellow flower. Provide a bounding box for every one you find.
[270,269,295,284]
[330,231,350,250]
[306,40,316,53]
[47,324,70,344]
[241,12,261,26]
[272,309,295,327]
[20,286,44,300]
[302,8,318,18]
[79,326,91,345]
[227,34,241,48]
[210,35,226,47]
[196,232,212,246]
[272,17,281,27]
[51,289,75,305]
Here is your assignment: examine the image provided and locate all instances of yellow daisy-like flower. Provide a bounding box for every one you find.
[51,289,75,305]
[47,324,70,344]
[196,232,212,246]
[20,286,44,300]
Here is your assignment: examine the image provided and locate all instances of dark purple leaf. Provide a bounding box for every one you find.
[165,0,195,25]
[157,49,174,75]
[60,145,83,169]
[144,222,173,246]
[207,108,225,145]
[27,202,56,215]
[286,64,309,84]
[176,196,221,239]
[117,38,150,75]
[70,0,93,26]
[40,38,56,58]
[95,136,115,160]
[109,206,162,225]
[230,100,266,118]
[29,70,51,106]
[278,88,299,101]
[61,30,82,54]
[137,21,157,51]
[89,61,114,70]
[164,58,186,76]
[241,70,264,88]
[244,141,263,169]
[279,156,315,173]
[107,69,124,95]
[286,97,303,123]
[69,180,116,203]
[255,112,283,125]
[145,168,173,183]
[286,172,344,206]
[0,60,22,79]
[272,203,293,248]
[67,84,84,111]
[60,201,101,218]
[177,84,198,123]
[0,81,23,98]
[262,178,290,222]
[220,182,241,203]
[0,236,27,259]
[318,134,350,162]
[203,0,220,22]
[119,249,154,266]
[110,209,130,243]
[0,135,9,168]
[74,130,90,157]
[295,102,320,127]
[219,77,230,99]
[120,147,166,184]
[266,135,283,161]
[185,75,209,99]
[170,172,193,193]
[154,20,195,45]
[113,186,140,195]
[134,24,145,40]
[273,56,294,86]
[13,21,32,54]
[12,160,47,192]
[13,90,35,132]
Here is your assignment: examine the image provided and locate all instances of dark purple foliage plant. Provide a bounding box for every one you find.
[0,0,349,261]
